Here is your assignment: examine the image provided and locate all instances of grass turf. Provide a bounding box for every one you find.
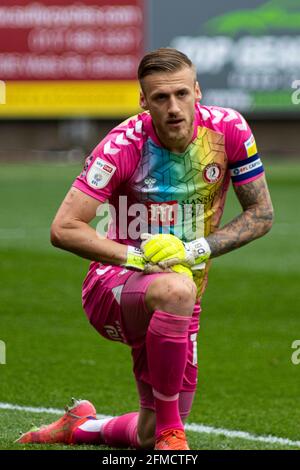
[0,161,299,450]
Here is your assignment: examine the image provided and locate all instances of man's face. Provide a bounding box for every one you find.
[139,67,201,153]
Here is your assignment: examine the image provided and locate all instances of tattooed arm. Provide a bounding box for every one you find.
[206,175,274,258]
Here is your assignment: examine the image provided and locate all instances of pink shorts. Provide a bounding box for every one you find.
[82,262,201,416]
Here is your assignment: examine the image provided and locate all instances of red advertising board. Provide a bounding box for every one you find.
[0,0,144,80]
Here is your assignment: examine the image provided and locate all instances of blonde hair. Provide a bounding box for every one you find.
[138,47,195,83]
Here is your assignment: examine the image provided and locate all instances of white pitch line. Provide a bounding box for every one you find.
[185,422,300,448]
[0,402,108,420]
[1,402,300,448]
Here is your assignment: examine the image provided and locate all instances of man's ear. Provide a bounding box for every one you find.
[195,81,202,102]
[139,91,148,110]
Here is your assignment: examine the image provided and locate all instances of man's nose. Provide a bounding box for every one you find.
[168,96,180,114]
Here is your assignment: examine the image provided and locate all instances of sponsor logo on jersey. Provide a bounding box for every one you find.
[244,134,257,158]
[203,163,222,183]
[103,321,126,343]
[147,200,178,226]
[87,157,116,189]
[103,164,113,173]
[183,190,219,206]
[144,177,157,190]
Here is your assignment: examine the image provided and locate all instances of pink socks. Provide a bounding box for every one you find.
[101,412,139,448]
[146,310,191,438]
[73,310,191,446]
[72,412,139,448]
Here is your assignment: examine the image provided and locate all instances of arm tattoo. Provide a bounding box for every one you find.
[206,176,274,258]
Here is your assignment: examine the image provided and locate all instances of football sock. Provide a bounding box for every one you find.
[146,310,190,438]
[101,412,139,448]
[72,417,109,444]
[72,412,139,448]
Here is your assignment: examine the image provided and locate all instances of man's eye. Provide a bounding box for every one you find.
[178,90,188,97]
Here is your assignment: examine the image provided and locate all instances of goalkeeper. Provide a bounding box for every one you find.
[17,48,273,450]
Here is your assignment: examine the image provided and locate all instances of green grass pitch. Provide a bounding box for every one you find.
[0,161,299,450]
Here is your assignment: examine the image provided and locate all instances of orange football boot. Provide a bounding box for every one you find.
[16,398,97,444]
[154,429,190,450]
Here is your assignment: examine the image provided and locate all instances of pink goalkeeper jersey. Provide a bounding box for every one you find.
[73,104,264,296]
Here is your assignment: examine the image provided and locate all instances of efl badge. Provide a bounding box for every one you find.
[203,163,222,184]
[87,157,116,189]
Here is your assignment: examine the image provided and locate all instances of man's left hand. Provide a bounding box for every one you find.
[141,233,211,268]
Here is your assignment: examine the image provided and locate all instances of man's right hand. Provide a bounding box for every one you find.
[124,246,146,271]
[124,246,193,279]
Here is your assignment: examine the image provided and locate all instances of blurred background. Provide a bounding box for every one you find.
[0,0,299,160]
[0,0,300,450]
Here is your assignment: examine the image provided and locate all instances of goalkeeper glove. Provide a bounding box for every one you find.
[123,246,145,271]
[123,245,193,279]
[169,263,193,279]
[141,233,211,269]
[144,261,193,279]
